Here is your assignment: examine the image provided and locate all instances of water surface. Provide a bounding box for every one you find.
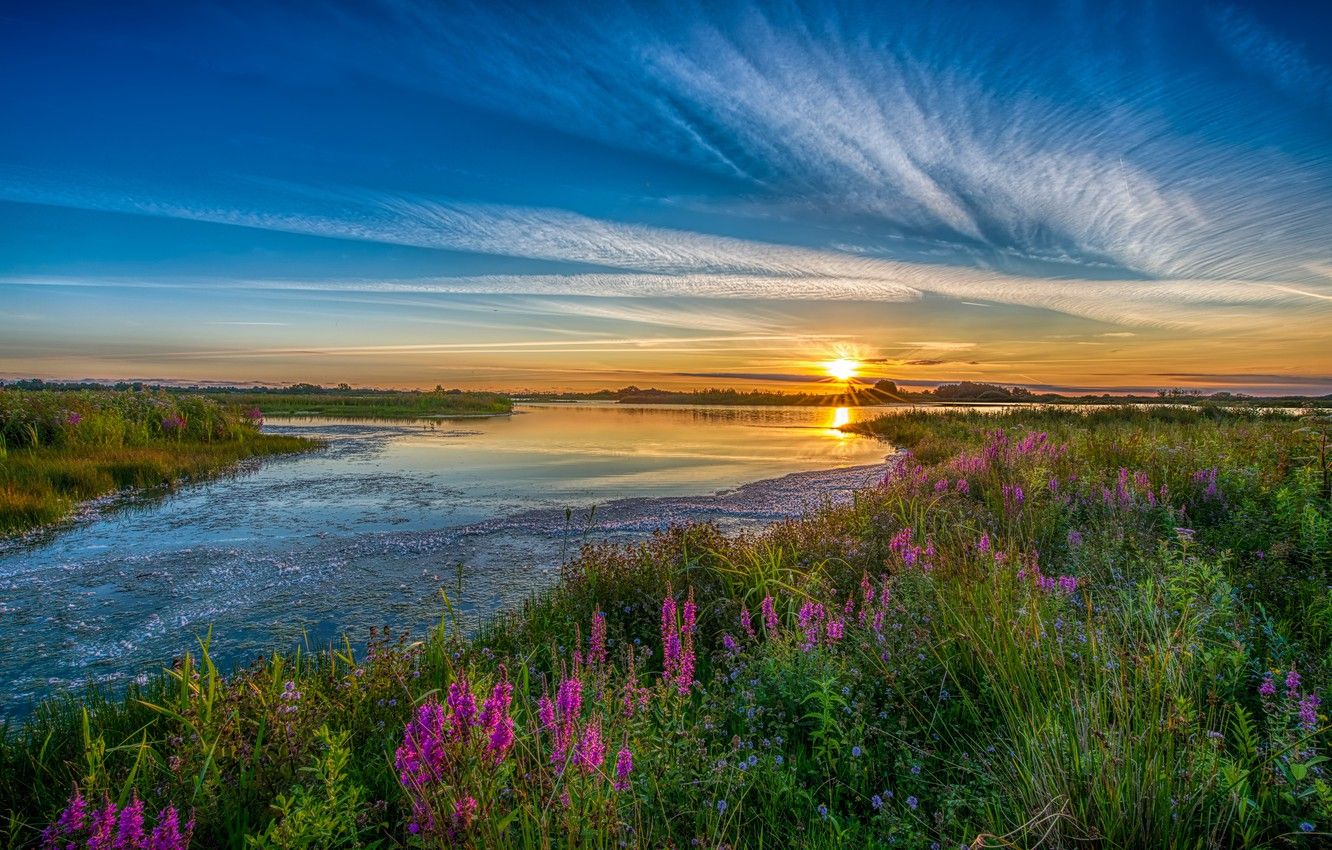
[0,403,893,716]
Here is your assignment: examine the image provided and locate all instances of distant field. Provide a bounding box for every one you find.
[211,390,514,419]
[0,389,317,536]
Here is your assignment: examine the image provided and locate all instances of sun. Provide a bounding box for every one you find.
[825,358,859,382]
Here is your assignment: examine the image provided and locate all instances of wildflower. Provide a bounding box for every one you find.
[955,478,969,494]
[817,804,829,819]
[716,799,728,813]
[761,595,779,632]
[160,413,187,435]
[906,795,919,810]
[739,607,755,638]
[677,589,697,694]
[446,674,478,737]
[1287,666,1302,697]
[1067,529,1083,548]
[588,610,607,668]
[50,786,87,837]
[453,796,478,828]
[1299,693,1320,731]
[1301,822,1315,833]
[871,794,883,811]
[1058,575,1079,595]
[826,619,844,642]
[574,718,606,775]
[798,601,825,651]
[479,666,515,762]
[148,806,192,850]
[613,747,633,791]
[851,745,862,757]
[1259,672,1276,698]
[116,793,147,848]
[537,694,557,731]
[396,700,448,787]
[977,532,990,554]
[556,676,582,720]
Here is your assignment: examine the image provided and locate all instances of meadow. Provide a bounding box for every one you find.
[2,406,1331,849]
[0,389,315,536]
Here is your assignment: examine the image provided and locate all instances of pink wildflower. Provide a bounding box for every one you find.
[452,796,478,829]
[760,595,779,632]
[1259,672,1276,698]
[588,610,607,668]
[479,666,515,763]
[613,747,634,791]
[574,718,606,775]
[446,674,478,738]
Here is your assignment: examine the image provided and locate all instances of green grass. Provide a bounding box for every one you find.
[0,389,317,537]
[3,406,1331,848]
[210,390,513,419]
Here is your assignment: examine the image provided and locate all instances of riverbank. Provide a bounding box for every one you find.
[3,406,1329,848]
[0,389,319,537]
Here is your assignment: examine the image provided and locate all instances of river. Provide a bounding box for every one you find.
[0,403,896,717]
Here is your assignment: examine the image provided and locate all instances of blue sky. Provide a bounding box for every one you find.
[2,0,1330,393]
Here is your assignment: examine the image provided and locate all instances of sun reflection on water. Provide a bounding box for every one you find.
[827,406,851,438]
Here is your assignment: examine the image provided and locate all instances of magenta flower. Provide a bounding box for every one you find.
[826,619,844,642]
[148,807,192,850]
[452,796,478,829]
[588,610,607,668]
[761,595,779,632]
[613,747,634,791]
[115,794,147,849]
[739,607,755,638]
[479,666,515,763]
[446,674,478,738]
[1287,667,1302,697]
[1300,693,1321,731]
[977,532,990,554]
[537,694,556,731]
[41,791,191,850]
[555,676,582,721]
[574,717,606,775]
[1259,672,1276,698]
[798,601,825,652]
[677,590,697,695]
[396,699,448,787]
[722,633,739,654]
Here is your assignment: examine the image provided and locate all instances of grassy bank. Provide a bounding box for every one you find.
[0,389,316,536]
[3,407,1331,848]
[209,390,513,419]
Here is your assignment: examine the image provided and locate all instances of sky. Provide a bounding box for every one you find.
[2,0,1330,395]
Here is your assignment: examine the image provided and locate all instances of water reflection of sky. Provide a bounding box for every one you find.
[0,403,891,716]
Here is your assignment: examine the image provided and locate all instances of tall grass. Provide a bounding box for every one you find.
[207,390,513,419]
[0,389,316,536]
[2,406,1330,848]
